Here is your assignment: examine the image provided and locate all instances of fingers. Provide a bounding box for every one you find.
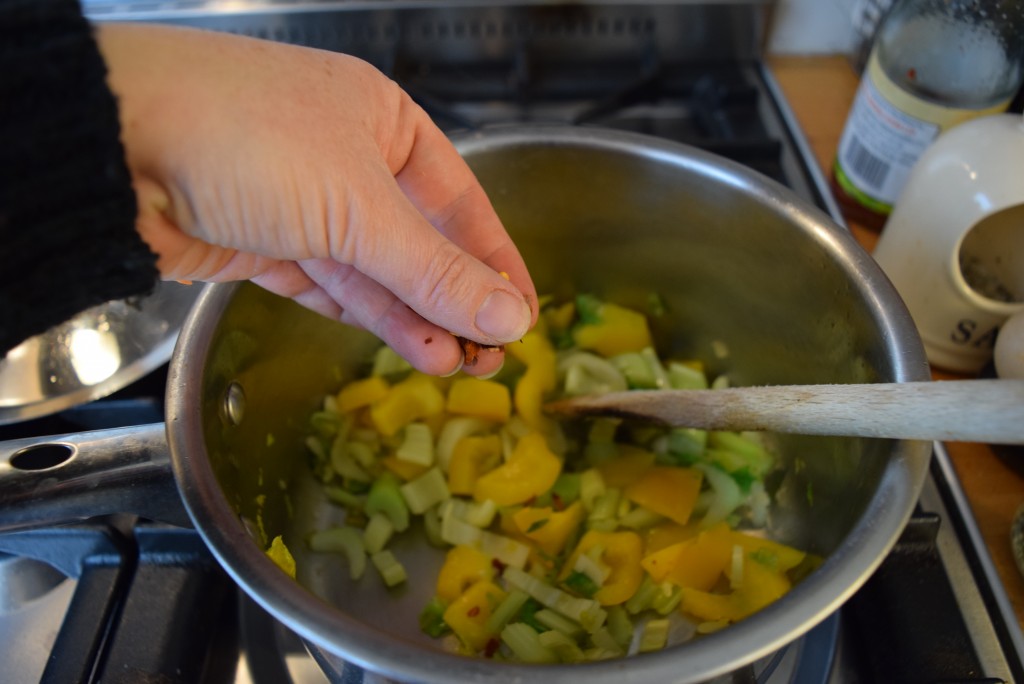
[299,259,506,378]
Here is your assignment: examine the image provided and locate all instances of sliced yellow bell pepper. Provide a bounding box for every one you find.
[572,301,652,358]
[624,466,703,525]
[512,501,584,556]
[336,376,390,413]
[561,530,644,606]
[595,445,655,488]
[447,434,502,496]
[436,545,496,601]
[643,522,700,555]
[473,432,562,506]
[446,378,512,423]
[506,330,557,432]
[265,535,296,579]
[370,372,446,437]
[443,580,507,652]
[678,547,794,623]
[641,521,732,590]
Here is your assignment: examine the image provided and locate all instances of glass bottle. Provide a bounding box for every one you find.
[831,0,1024,230]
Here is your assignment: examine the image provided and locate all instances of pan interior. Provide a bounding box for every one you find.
[194,133,921,657]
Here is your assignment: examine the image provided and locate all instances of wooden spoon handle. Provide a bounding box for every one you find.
[546,380,1024,444]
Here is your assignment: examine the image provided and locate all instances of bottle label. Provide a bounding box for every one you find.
[835,51,1012,211]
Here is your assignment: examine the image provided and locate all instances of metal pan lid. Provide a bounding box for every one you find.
[0,281,202,425]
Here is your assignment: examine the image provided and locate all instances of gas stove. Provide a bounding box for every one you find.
[3,2,1022,682]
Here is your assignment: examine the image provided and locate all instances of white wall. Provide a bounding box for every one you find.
[768,0,861,54]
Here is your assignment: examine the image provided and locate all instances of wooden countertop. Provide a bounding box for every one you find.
[767,55,1024,630]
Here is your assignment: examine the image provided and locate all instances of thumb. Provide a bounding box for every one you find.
[343,180,534,346]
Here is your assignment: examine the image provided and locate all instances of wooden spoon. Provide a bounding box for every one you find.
[545,379,1024,444]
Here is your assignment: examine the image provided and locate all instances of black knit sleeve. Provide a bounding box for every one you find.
[0,0,158,356]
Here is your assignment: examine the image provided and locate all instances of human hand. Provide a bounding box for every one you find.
[96,23,536,377]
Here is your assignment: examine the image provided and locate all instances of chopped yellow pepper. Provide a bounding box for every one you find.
[643,522,700,555]
[561,530,644,606]
[624,466,703,525]
[595,444,655,487]
[443,580,507,652]
[641,521,732,591]
[370,373,445,437]
[265,535,296,579]
[506,330,557,432]
[336,376,390,413]
[679,550,792,623]
[446,378,512,423]
[447,434,502,495]
[512,501,585,556]
[473,432,562,506]
[572,302,653,358]
[436,545,496,601]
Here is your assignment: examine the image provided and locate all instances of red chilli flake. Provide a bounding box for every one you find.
[424,336,433,344]
[484,638,501,658]
[467,605,481,618]
[491,558,507,576]
[552,493,565,511]
[907,67,917,81]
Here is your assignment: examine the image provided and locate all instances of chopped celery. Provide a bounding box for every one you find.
[309,410,343,440]
[370,550,407,587]
[399,467,450,515]
[363,512,394,554]
[440,497,497,528]
[501,623,558,664]
[372,344,412,379]
[666,428,708,462]
[308,527,366,580]
[579,469,606,512]
[573,548,611,585]
[365,474,410,532]
[625,575,661,615]
[440,511,482,547]
[708,431,773,476]
[534,609,585,638]
[694,462,744,527]
[587,488,622,528]
[650,583,682,615]
[638,618,670,652]
[330,438,372,483]
[502,567,606,631]
[421,504,446,547]
[589,627,625,657]
[322,485,365,510]
[605,606,634,649]
[397,423,435,466]
[419,597,450,638]
[611,352,658,389]
[667,362,709,390]
[561,353,629,396]
[478,531,530,569]
[639,348,670,389]
[347,441,377,469]
[484,589,530,634]
[537,630,586,663]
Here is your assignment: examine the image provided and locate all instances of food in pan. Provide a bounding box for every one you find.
[297,294,814,662]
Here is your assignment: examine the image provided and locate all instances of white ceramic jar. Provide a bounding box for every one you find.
[872,113,1024,374]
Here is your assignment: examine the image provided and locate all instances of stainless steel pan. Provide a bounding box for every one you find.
[0,127,932,683]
